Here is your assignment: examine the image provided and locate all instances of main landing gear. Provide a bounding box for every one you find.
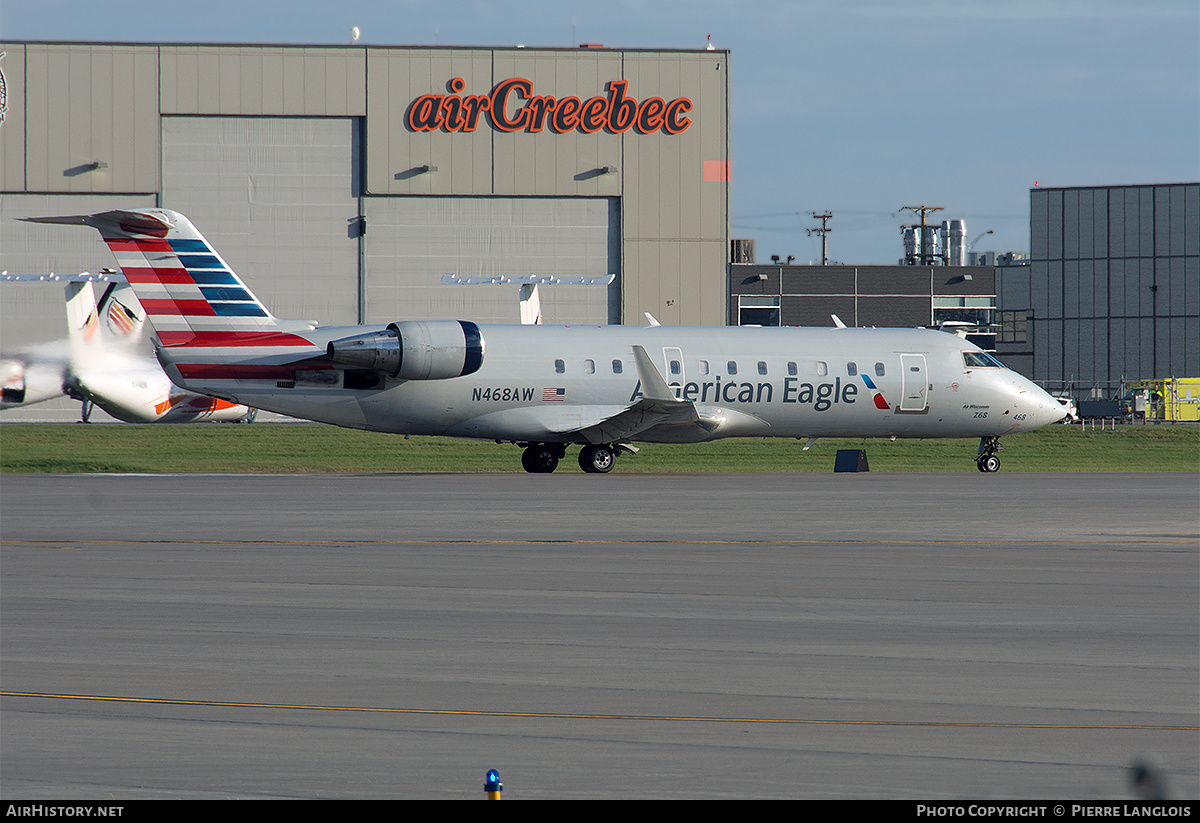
[520,443,565,474]
[578,443,616,474]
[519,442,625,474]
[976,436,1002,473]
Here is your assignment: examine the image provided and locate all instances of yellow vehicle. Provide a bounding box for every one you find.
[1125,378,1200,421]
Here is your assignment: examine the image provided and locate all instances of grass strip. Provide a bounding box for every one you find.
[2,422,1196,474]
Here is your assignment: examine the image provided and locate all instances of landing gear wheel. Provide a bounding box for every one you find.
[521,444,560,474]
[977,454,1001,473]
[976,436,1002,473]
[578,444,616,474]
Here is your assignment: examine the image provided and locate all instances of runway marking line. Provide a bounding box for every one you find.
[2,538,1195,548]
[2,691,1196,731]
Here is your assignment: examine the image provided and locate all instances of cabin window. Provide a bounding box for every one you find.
[698,360,710,375]
[846,362,858,376]
[816,361,828,376]
[584,359,595,374]
[669,360,681,376]
[554,359,565,374]
[612,360,623,374]
[757,361,768,375]
[875,362,886,377]
[727,361,738,375]
[787,361,797,376]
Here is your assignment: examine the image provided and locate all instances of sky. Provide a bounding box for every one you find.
[2,0,1197,265]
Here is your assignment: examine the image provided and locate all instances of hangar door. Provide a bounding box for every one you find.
[161,117,362,325]
[362,197,620,326]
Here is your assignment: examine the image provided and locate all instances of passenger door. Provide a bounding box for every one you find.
[900,353,928,412]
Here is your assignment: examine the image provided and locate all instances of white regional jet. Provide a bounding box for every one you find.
[1,275,255,423]
[23,208,1064,472]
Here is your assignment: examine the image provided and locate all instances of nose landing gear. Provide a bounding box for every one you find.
[976,436,1002,472]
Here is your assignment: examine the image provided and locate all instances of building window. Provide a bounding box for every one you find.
[738,295,781,326]
[997,310,1028,344]
[933,295,996,350]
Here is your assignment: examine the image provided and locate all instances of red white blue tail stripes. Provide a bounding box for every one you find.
[23,209,322,388]
[95,211,275,344]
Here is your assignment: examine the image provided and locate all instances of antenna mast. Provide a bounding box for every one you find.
[806,212,832,266]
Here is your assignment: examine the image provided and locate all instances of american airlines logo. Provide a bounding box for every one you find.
[407,77,693,135]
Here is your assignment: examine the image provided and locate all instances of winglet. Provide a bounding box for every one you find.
[831,314,847,329]
[631,345,677,402]
[643,312,661,327]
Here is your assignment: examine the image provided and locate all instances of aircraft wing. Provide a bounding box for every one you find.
[564,345,717,444]
[569,394,711,444]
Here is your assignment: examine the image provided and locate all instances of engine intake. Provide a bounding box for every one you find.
[326,320,484,380]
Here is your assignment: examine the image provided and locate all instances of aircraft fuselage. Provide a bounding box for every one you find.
[169,323,1062,444]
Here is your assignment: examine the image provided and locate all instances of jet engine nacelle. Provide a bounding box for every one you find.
[326,320,484,380]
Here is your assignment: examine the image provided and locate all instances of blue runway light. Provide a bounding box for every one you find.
[484,768,503,797]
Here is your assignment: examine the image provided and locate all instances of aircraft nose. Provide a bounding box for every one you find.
[1024,382,1066,429]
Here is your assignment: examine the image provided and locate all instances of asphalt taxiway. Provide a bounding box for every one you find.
[1,472,1196,799]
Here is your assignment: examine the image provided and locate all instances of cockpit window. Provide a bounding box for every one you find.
[962,351,1005,369]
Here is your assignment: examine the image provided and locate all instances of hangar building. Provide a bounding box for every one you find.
[996,183,1199,393]
[1,41,730,356]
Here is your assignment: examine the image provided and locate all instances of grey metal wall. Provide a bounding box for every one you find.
[160,116,362,325]
[362,197,618,326]
[1000,183,1199,386]
[364,47,729,326]
[729,264,997,330]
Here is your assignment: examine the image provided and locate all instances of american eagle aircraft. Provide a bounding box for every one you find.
[23,208,1064,472]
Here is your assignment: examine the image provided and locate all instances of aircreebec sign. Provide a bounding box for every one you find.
[406,77,693,135]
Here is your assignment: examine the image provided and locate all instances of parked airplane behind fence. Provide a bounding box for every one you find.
[23,209,1065,472]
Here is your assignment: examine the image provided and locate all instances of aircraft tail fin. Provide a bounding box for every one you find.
[22,209,279,348]
[64,281,101,355]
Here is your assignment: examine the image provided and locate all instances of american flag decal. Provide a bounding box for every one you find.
[542,387,565,401]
